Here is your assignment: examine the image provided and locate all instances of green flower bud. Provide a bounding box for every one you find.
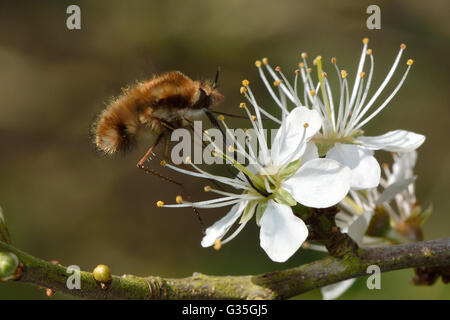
[0,251,19,281]
[92,264,111,283]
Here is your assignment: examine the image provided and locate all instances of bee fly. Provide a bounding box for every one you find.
[93,70,224,232]
[94,70,223,162]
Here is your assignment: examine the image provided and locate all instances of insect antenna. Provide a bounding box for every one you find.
[212,66,221,89]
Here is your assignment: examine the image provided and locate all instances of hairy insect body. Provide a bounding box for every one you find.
[94,71,223,154]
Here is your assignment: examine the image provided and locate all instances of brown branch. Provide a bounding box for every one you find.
[0,238,449,299]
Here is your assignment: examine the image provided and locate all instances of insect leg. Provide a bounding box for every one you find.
[138,125,206,234]
[136,132,186,188]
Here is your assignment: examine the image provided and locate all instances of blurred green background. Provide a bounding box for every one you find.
[0,0,449,299]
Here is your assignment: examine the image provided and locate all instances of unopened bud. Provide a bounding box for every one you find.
[0,252,19,281]
[93,264,112,283]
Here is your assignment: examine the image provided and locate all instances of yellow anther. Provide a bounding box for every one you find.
[255,60,262,68]
[331,57,337,64]
[243,128,249,134]
[156,201,164,208]
[381,163,389,170]
[310,89,316,96]
[239,102,246,109]
[295,69,300,75]
[400,43,406,50]
[307,68,312,74]
[160,160,166,166]
[204,186,211,192]
[303,122,309,128]
[341,70,348,79]
[214,239,222,251]
[363,37,369,44]
[360,71,366,78]
[299,62,305,68]
[262,57,268,64]
[313,56,322,66]
[242,79,250,87]
[176,195,183,204]
[211,150,216,157]
[251,115,257,121]
[185,156,191,163]
[301,52,308,59]
[322,72,327,78]
[273,80,282,87]
[275,66,281,72]
[302,242,310,249]
[407,59,414,66]
[228,145,235,153]
[366,49,372,55]
[217,114,225,121]
[240,86,247,94]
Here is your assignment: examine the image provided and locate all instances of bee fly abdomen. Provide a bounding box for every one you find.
[93,71,224,155]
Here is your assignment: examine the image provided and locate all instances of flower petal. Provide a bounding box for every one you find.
[390,151,417,183]
[271,107,321,166]
[201,201,247,247]
[327,144,380,190]
[302,143,319,164]
[347,211,373,245]
[357,130,425,152]
[259,200,308,262]
[284,158,351,208]
[375,177,416,205]
[321,279,356,300]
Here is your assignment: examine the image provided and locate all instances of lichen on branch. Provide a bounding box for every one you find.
[0,238,449,299]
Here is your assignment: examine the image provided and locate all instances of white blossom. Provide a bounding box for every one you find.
[319,151,427,299]
[158,97,350,262]
[255,38,425,191]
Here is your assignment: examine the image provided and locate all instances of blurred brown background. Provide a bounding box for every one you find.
[0,0,449,299]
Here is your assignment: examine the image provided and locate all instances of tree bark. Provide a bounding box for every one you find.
[0,238,449,299]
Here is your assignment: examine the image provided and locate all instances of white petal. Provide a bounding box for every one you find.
[347,211,373,245]
[357,130,425,152]
[201,201,246,247]
[375,176,416,205]
[301,143,319,163]
[284,158,351,208]
[259,200,308,262]
[390,151,417,183]
[327,144,380,190]
[321,279,356,300]
[271,107,322,166]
